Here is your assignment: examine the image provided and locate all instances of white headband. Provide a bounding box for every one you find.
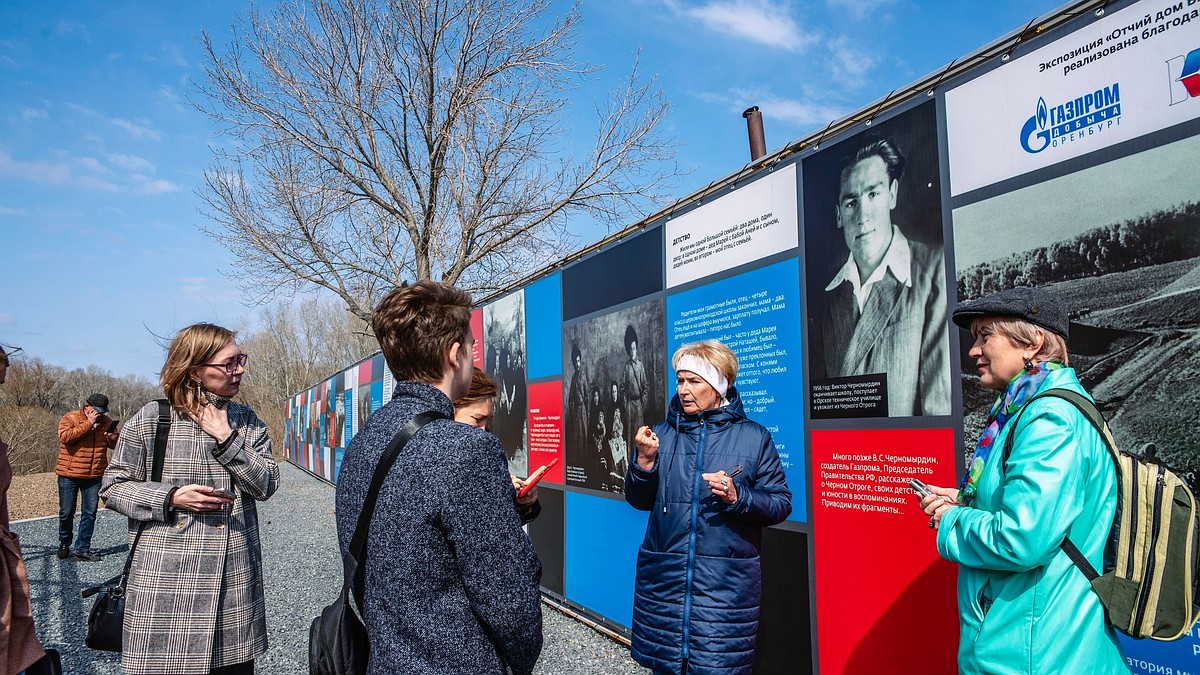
[676,355,729,399]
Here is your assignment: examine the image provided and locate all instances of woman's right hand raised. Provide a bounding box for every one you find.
[634,426,659,471]
[171,485,236,512]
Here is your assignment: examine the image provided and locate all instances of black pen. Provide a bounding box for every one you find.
[726,465,743,478]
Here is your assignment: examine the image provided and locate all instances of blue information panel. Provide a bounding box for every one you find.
[526,272,563,380]
[665,258,806,522]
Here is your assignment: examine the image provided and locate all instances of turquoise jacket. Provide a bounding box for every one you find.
[938,367,1128,674]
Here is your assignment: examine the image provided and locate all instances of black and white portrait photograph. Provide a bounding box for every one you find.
[562,299,666,494]
[484,289,528,477]
[953,130,1200,478]
[803,101,950,419]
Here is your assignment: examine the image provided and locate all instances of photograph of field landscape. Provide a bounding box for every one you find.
[952,131,1200,480]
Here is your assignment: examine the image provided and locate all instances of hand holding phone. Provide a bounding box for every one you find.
[209,486,235,499]
[908,478,934,498]
[517,457,560,499]
[107,419,119,433]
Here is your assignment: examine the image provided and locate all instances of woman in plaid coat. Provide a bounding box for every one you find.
[101,323,279,675]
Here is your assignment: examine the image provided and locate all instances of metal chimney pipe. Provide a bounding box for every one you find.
[743,106,766,161]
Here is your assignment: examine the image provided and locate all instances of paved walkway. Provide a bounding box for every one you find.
[15,462,646,674]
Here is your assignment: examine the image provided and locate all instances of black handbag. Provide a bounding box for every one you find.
[81,400,170,652]
[309,411,446,675]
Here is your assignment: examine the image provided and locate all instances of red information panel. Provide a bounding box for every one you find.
[527,380,564,484]
[811,428,959,674]
[470,308,484,370]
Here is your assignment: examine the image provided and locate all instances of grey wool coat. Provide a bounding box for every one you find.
[335,381,543,675]
[100,399,279,674]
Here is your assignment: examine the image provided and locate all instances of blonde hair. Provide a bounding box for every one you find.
[974,317,1069,366]
[671,339,738,385]
[161,323,238,414]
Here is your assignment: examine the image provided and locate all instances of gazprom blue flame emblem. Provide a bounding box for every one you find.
[1021,96,1051,154]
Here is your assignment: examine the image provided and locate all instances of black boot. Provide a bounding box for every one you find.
[57,542,70,559]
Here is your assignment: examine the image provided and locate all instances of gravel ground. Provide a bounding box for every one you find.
[14,462,648,674]
[8,470,61,521]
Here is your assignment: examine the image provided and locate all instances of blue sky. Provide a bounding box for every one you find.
[0,0,1064,381]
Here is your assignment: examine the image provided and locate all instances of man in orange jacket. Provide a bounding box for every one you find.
[56,393,118,561]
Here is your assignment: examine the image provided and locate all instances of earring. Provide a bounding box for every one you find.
[1024,358,1035,372]
[194,379,203,398]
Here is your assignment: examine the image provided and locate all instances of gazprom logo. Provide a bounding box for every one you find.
[1020,83,1122,154]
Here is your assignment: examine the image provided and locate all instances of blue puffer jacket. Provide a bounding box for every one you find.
[624,387,792,674]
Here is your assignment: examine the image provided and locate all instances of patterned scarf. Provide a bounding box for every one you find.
[958,361,1064,506]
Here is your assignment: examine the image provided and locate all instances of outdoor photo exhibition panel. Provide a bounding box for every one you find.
[947,0,1200,671]
[281,0,1200,671]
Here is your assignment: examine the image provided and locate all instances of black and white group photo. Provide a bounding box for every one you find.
[562,299,666,493]
[484,290,529,477]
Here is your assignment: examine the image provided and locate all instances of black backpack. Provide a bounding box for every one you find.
[308,411,446,675]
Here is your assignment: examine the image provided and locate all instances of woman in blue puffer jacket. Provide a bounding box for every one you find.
[625,339,791,675]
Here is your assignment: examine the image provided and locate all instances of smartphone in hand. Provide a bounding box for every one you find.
[908,478,934,498]
[107,419,119,433]
[209,487,235,499]
[517,457,560,499]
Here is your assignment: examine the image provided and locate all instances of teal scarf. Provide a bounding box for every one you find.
[958,361,1064,506]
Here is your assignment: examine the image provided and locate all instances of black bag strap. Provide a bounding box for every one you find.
[83,399,172,598]
[1000,388,1111,581]
[349,411,448,562]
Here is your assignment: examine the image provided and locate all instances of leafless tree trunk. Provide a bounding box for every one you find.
[195,0,681,324]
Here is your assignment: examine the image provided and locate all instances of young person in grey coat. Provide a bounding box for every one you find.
[335,281,543,675]
[101,323,278,675]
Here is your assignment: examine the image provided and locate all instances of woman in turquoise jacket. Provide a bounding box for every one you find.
[920,287,1127,674]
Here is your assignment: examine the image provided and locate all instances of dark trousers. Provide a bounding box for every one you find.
[57,476,101,554]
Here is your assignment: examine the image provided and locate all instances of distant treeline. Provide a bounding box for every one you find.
[0,296,375,476]
[957,202,1200,300]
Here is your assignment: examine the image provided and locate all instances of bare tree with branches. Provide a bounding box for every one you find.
[196,0,681,324]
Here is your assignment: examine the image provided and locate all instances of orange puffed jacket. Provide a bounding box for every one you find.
[56,409,116,479]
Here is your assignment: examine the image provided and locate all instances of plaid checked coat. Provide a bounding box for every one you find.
[100,399,279,674]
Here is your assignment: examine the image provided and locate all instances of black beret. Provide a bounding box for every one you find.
[952,286,1069,339]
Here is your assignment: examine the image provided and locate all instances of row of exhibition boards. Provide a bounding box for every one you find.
[285,0,1200,671]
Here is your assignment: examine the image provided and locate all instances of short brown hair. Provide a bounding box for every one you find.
[454,367,497,411]
[372,281,473,384]
[161,323,237,414]
[671,339,739,385]
[974,317,1070,367]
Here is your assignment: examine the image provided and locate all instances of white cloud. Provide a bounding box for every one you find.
[107,153,156,173]
[66,104,164,142]
[826,35,877,82]
[20,107,48,121]
[661,0,817,52]
[0,148,119,191]
[826,0,898,20]
[696,87,844,131]
[110,117,163,141]
[159,41,189,67]
[0,148,180,194]
[0,206,29,216]
[54,20,92,42]
[132,176,182,194]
